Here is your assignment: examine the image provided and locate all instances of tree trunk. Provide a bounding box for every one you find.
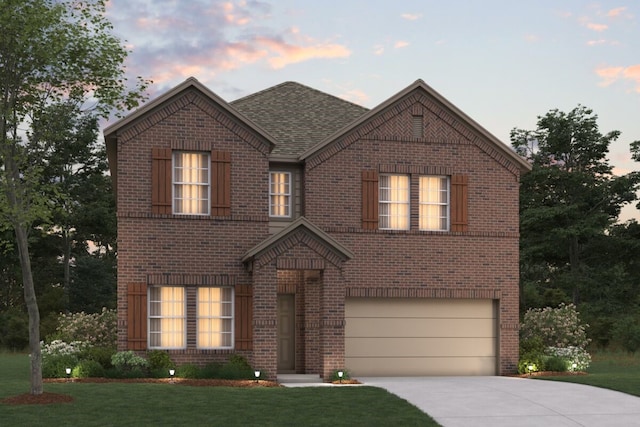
[15,222,43,395]
[63,226,70,310]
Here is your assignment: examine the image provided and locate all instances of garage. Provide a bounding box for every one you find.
[345,298,497,376]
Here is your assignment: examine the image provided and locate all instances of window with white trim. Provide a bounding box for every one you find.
[173,152,210,215]
[149,287,186,349]
[269,171,291,217]
[379,174,409,230]
[197,287,233,349]
[419,176,449,231]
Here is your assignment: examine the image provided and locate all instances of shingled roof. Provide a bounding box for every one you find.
[231,82,369,159]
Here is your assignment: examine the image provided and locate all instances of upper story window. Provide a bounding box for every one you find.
[269,171,291,217]
[419,176,449,231]
[173,152,210,215]
[379,174,409,230]
[149,286,185,349]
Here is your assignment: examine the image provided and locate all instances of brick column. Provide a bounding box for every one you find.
[251,259,278,380]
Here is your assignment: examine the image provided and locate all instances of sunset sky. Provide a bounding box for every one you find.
[105,0,640,221]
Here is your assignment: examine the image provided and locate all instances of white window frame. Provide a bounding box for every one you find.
[173,151,210,215]
[419,175,450,231]
[148,286,186,350]
[269,171,292,218]
[197,287,234,349]
[379,174,410,230]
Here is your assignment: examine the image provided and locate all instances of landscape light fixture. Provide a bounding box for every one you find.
[572,363,577,371]
[65,367,71,382]
[338,371,344,384]
[527,364,534,375]
[254,370,260,383]
[169,369,175,383]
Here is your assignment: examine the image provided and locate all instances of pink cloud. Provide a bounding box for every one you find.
[606,7,627,18]
[587,39,607,46]
[587,22,608,32]
[339,89,370,105]
[596,65,640,92]
[256,36,350,69]
[373,45,385,55]
[401,13,422,21]
[394,41,409,49]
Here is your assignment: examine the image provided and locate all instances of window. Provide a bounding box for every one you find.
[197,287,233,349]
[379,174,409,230]
[420,176,449,231]
[269,172,291,217]
[149,287,185,349]
[173,152,210,215]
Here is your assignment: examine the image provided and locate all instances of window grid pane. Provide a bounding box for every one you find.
[149,287,185,349]
[174,152,210,215]
[269,172,291,217]
[379,175,409,230]
[197,287,234,349]
[419,176,449,231]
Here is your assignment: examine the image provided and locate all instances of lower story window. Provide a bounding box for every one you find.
[149,287,186,349]
[197,287,234,349]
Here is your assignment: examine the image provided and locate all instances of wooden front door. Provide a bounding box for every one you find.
[277,294,295,372]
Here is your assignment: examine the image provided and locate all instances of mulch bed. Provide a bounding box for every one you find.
[512,371,588,378]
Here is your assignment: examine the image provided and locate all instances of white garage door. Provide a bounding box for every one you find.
[345,298,497,376]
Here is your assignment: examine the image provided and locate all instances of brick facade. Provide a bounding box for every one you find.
[105,78,529,379]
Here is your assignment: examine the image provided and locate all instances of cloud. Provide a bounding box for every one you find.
[586,22,608,32]
[401,13,422,21]
[524,34,539,43]
[596,65,640,92]
[373,45,385,55]
[339,89,370,105]
[106,0,350,86]
[394,40,409,49]
[587,39,607,46]
[606,7,628,18]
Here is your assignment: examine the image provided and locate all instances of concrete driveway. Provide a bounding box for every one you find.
[359,376,640,427]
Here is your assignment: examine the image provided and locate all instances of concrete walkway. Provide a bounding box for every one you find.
[359,376,640,427]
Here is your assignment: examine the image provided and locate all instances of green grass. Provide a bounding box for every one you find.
[537,351,640,397]
[0,353,439,426]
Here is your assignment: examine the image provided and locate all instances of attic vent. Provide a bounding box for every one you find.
[412,115,423,138]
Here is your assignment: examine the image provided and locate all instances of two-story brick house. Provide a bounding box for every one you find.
[104,77,530,379]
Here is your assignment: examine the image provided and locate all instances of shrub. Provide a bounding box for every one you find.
[545,346,591,371]
[81,346,116,369]
[176,363,200,379]
[520,303,590,349]
[218,354,253,379]
[51,308,117,348]
[518,354,545,374]
[111,351,149,374]
[147,350,176,371]
[544,356,568,372]
[73,359,105,378]
[0,308,29,350]
[612,316,640,354]
[41,340,88,378]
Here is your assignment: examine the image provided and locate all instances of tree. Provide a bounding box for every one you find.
[0,0,148,394]
[511,106,640,312]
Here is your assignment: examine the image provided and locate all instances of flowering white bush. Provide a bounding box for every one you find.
[41,339,88,357]
[53,307,117,348]
[520,303,591,349]
[41,339,89,378]
[545,346,591,371]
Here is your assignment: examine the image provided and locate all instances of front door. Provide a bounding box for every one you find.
[277,294,295,372]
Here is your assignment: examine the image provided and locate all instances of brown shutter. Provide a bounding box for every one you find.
[450,174,469,232]
[151,148,172,214]
[234,284,253,350]
[362,170,379,230]
[211,150,231,216]
[127,283,147,350]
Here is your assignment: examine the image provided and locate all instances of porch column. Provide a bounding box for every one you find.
[252,260,278,380]
[320,266,346,380]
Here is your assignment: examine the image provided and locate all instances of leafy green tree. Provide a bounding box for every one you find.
[511,106,640,313]
[0,0,148,394]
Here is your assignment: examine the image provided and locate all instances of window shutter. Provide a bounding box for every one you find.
[211,150,231,216]
[362,170,379,230]
[151,148,172,214]
[234,284,253,350]
[450,174,469,232]
[127,283,147,350]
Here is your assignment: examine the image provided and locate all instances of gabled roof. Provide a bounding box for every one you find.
[242,217,354,265]
[299,79,532,173]
[231,82,369,160]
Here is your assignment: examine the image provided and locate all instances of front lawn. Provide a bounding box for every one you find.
[0,353,440,426]
[536,351,640,397]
